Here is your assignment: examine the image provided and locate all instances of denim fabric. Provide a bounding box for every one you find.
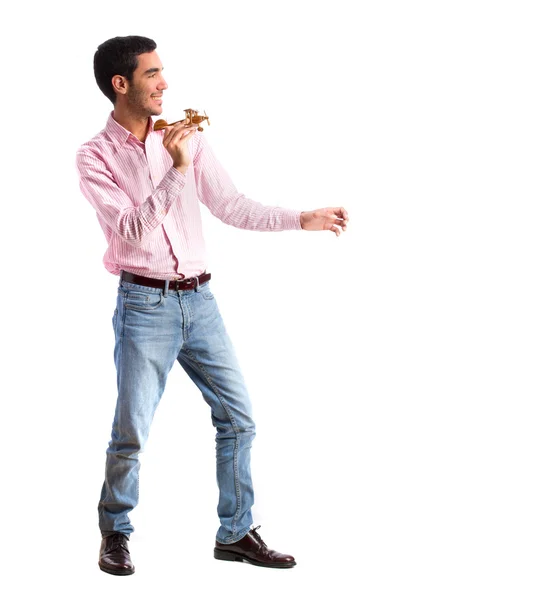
[98,278,256,544]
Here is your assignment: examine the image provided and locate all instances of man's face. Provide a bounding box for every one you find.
[125,51,168,117]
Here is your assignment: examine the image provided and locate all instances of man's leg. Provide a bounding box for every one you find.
[99,282,183,538]
[176,283,256,544]
[176,282,296,568]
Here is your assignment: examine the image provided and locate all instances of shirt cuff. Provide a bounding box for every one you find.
[282,208,303,230]
[165,166,187,194]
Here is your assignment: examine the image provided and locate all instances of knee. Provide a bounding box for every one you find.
[237,422,256,452]
[243,414,256,433]
[239,416,256,439]
[215,419,256,442]
[107,427,147,458]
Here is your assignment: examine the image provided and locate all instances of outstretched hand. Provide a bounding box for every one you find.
[300,207,349,237]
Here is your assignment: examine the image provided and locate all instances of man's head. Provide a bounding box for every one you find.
[93,36,167,117]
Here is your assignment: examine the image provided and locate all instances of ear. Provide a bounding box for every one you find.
[112,74,128,97]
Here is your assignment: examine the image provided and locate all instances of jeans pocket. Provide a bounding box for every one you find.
[124,290,165,311]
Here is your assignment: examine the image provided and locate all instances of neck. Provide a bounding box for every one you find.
[113,103,151,142]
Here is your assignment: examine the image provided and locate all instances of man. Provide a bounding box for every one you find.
[76,35,348,576]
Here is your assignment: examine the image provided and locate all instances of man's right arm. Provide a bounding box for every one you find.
[75,148,186,248]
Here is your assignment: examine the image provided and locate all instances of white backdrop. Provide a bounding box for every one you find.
[1,1,559,598]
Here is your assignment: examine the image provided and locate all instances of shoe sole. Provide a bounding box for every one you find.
[214,548,296,568]
[99,562,135,576]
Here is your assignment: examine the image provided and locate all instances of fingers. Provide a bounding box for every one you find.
[334,206,349,223]
[165,122,197,142]
[162,122,181,147]
[331,210,349,236]
[329,224,341,237]
[162,121,198,147]
[338,207,349,231]
[330,207,348,233]
[162,128,195,150]
[304,207,349,235]
[161,120,197,170]
[334,217,348,232]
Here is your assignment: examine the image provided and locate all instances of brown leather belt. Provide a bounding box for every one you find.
[121,270,211,291]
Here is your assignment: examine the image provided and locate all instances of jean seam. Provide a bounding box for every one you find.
[185,296,194,341]
[184,348,242,534]
[121,292,128,343]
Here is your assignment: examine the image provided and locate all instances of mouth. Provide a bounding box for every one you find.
[152,95,163,104]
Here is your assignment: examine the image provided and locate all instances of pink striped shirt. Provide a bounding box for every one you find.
[75,111,302,279]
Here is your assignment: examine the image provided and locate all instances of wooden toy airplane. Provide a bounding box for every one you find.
[154,108,210,132]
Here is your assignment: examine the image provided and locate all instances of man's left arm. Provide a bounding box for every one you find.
[192,134,348,235]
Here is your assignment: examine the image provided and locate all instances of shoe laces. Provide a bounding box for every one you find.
[250,525,268,550]
[106,533,130,554]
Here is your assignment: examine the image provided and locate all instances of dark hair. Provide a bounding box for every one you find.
[93,36,157,104]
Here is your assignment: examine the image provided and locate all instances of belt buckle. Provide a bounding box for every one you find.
[174,276,199,291]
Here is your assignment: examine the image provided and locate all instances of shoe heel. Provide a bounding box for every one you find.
[214,548,243,562]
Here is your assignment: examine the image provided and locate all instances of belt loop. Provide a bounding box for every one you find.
[194,275,200,292]
[163,279,169,297]
[119,271,124,286]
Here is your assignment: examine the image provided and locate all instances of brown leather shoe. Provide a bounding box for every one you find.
[214,525,296,568]
[99,533,135,576]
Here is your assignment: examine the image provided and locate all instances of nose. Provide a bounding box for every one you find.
[158,77,168,91]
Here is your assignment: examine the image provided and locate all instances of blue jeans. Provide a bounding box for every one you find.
[98,277,256,544]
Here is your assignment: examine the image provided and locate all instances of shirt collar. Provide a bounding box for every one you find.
[104,110,156,147]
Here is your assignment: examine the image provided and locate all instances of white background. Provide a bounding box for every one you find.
[1,0,559,598]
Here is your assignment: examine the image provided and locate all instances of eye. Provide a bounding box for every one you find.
[149,73,156,78]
